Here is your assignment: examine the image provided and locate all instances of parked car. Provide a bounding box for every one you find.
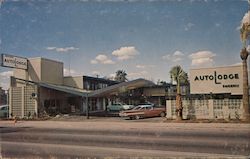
[0,105,9,118]
[107,103,134,112]
[119,104,166,120]
[137,103,154,107]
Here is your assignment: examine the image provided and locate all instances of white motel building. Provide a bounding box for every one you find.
[1,54,247,120]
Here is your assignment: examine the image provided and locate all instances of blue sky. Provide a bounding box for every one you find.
[0,0,249,89]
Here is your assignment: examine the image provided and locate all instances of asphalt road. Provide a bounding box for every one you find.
[0,120,250,158]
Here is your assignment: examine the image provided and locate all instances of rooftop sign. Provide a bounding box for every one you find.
[190,65,243,95]
[1,54,28,70]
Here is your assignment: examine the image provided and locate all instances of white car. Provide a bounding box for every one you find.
[107,103,134,112]
[0,105,8,118]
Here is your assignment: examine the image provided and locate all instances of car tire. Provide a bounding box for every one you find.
[160,112,166,117]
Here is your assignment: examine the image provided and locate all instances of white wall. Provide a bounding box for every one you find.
[166,98,243,120]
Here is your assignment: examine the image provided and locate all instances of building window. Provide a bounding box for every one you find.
[84,81,90,90]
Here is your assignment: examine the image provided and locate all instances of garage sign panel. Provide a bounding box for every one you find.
[190,65,243,95]
[1,54,28,70]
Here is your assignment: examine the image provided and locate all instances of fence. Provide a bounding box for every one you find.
[166,98,243,120]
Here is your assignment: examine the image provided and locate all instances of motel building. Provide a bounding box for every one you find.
[2,54,168,118]
[1,54,247,120]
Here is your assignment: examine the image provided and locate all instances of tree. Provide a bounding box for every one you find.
[240,10,250,120]
[157,79,167,86]
[169,65,188,120]
[115,70,128,82]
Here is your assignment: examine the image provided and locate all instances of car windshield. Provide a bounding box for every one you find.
[132,106,142,110]
[0,105,8,110]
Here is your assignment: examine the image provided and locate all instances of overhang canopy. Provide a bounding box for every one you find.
[89,78,155,97]
[14,77,155,98]
[39,82,89,97]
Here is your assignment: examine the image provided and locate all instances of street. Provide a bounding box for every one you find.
[0,119,250,158]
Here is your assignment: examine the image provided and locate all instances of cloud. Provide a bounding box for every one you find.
[184,22,194,31]
[136,64,155,69]
[91,54,115,64]
[46,46,79,53]
[162,50,185,62]
[0,71,13,90]
[92,71,100,76]
[189,50,216,67]
[63,68,80,76]
[136,65,146,69]
[109,73,116,78]
[215,23,221,27]
[127,71,148,78]
[231,63,242,66]
[0,71,13,78]
[106,73,116,80]
[112,46,139,60]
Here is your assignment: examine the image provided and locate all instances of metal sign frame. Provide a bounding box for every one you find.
[1,54,28,70]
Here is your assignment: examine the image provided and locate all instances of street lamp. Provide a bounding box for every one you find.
[240,2,250,120]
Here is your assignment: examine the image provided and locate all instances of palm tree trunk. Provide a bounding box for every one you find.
[176,93,183,120]
[176,79,183,120]
[241,48,250,121]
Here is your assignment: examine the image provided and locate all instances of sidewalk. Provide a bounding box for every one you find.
[1,118,250,131]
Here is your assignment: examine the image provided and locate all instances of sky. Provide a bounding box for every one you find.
[0,0,249,90]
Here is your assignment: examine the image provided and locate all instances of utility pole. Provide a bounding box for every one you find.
[86,94,89,119]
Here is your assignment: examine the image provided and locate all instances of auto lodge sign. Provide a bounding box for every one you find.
[1,54,28,70]
[190,65,243,95]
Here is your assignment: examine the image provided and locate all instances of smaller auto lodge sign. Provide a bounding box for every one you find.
[1,54,28,70]
[190,65,243,95]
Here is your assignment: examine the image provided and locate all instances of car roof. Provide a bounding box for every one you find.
[0,105,8,108]
[137,105,153,108]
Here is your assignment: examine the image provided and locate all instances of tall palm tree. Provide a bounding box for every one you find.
[169,65,188,120]
[240,8,250,120]
[115,70,128,82]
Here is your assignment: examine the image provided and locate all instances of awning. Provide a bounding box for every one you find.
[39,82,89,97]
[14,77,154,98]
[89,78,155,97]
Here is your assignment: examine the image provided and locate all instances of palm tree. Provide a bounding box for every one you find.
[240,9,250,120]
[169,65,188,120]
[115,70,128,82]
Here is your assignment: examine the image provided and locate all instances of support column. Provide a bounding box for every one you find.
[21,86,25,118]
[103,98,106,110]
[223,98,229,120]
[85,95,89,119]
[166,100,172,119]
[208,99,214,119]
[9,88,12,118]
